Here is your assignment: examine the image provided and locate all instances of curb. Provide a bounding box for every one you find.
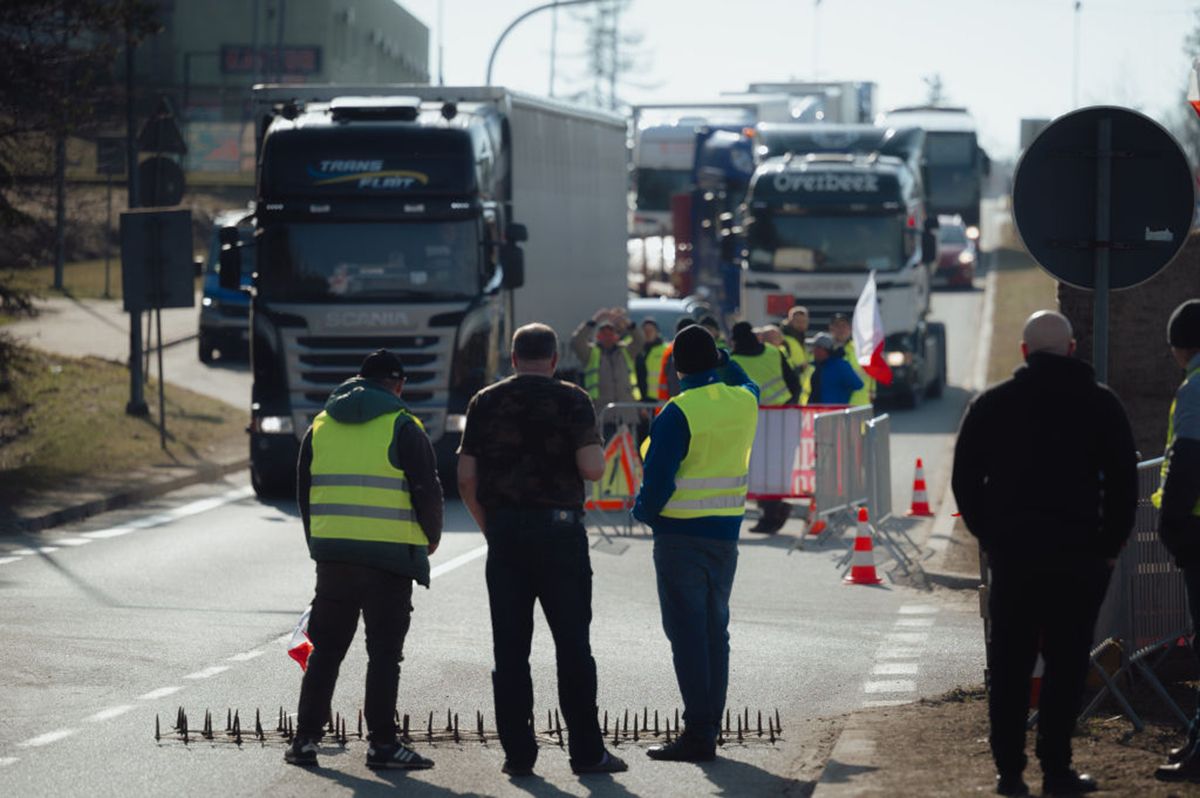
[811,725,882,797]
[5,457,249,534]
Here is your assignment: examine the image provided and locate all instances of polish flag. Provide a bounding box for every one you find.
[287,606,313,671]
[853,271,893,385]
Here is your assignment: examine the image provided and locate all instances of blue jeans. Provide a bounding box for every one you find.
[485,510,604,768]
[653,533,739,747]
[1183,565,1200,738]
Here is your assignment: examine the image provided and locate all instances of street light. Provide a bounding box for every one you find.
[486,0,604,87]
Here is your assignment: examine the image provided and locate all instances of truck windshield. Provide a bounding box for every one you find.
[924,132,977,167]
[746,214,906,273]
[257,220,481,301]
[636,168,692,212]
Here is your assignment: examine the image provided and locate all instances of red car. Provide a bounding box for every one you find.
[931,217,977,289]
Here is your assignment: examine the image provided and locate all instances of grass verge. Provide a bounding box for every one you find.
[0,343,246,510]
[5,258,203,302]
[987,248,1058,385]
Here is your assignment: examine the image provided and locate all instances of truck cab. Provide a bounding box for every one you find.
[198,207,255,363]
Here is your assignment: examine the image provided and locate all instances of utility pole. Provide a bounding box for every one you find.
[53,4,69,291]
[812,0,822,80]
[548,0,558,97]
[125,16,147,417]
[438,0,445,86]
[1072,1,1082,108]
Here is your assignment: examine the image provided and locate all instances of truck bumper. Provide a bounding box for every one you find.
[250,432,300,496]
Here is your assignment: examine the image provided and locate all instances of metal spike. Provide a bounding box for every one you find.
[757,710,763,737]
[676,707,680,732]
[402,713,409,739]
[775,708,782,734]
[477,711,484,739]
[603,710,608,734]
[547,709,553,732]
[769,719,776,744]
[182,710,189,745]
[736,715,743,744]
[744,706,749,731]
[227,708,232,732]
[234,710,241,734]
[327,713,334,734]
[359,709,364,739]
[725,708,730,732]
[643,706,648,729]
[613,717,620,746]
[633,715,639,742]
[155,714,160,742]
[395,708,401,725]
[277,707,284,733]
[665,721,672,743]
[427,711,434,742]
[623,709,629,734]
[446,708,453,733]
[654,709,659,735]
[556,710,563,747]
[454,713,460,744]
[340,716,347,746]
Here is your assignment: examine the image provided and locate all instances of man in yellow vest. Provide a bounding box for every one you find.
[571,307,643,435]
[1154,300,1200,783]
[634,326,759,763]
[730,321,800,534]
[636,317,666,403]
[830,313,873,407]
[289,349,442,770]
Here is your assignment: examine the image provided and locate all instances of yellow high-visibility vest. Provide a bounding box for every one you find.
[731,349,791,406]
[310,409,428,546]
[660,382,758,519]
[584,346,641,401]
[1152,363,1200,515]
[644,341,666,397]
[843,339,874,407]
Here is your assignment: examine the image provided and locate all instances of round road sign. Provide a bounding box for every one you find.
[1012,105,1194,290]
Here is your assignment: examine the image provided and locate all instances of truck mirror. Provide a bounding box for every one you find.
[218,225,240,246]
[194,256,205,277]
[219,240,243,291]
[980,147,992,177]
[506,222,528,243]
[500,243,525,289]
[921,231,937,264]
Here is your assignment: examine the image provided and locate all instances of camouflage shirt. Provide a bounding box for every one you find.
[459,374,601,511]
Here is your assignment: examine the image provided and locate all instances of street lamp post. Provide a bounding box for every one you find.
[486,0,604,87]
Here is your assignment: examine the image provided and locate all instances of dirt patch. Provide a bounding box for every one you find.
[851,684,1198,797]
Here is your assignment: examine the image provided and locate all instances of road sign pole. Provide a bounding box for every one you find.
[104,174,112,299]
[1093,117,1112,384]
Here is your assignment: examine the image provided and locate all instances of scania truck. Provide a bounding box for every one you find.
[220,86,627,496]
[738,124,946,406]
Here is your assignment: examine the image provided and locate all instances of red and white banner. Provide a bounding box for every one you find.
[287,606,313,671]
[853,271,894,386]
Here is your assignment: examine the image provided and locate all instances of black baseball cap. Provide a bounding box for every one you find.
[359,349,406,381]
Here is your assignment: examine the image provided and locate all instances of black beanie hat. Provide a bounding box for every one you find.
[673,325,721,375]
[1169,300,1200,349]
[731,320,758,348]
[359,349,406,381]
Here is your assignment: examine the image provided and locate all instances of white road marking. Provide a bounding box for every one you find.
[53,538,92,547]
[430,543,489,579]
[227,650,264,662]
[883,632,929,645]
[81,486,255,541]
[875,647,923,660]
[898,605,939,615]
[863,699,913,708]
[0,557,22,566]
[11,548,36,555]
[0,757,19,767]
[864,680,916,694]
[36,547,59,554]
[138,686,183,700]
[86,705,134,722]
[18,729,77,748]
[872,662,919,676]
[895,617,936,628]
[183,666,229,680]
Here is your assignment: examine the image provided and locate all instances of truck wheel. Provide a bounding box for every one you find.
[251,464,295,500]
[926,322,947,399]
[198,333,215,364]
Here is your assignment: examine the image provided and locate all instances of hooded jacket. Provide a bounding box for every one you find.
[951,353,1137,570]
[297,377,443,586]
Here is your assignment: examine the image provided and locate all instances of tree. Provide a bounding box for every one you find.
[563,0,653,112]
[922,73,947,107]
[1166,7,1200,169]
[0,0,158,320]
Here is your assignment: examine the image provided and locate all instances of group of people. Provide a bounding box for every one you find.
[281,291,1200,794]
[284,319,760,776]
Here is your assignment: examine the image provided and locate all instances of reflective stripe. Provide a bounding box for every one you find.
[664,494,747,511]
[675,474,749,490]
[310,504,416,522]
[759,375,789,403]
[311,474,409,491]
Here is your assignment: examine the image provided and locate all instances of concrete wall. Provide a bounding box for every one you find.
[1058,231,1200,459]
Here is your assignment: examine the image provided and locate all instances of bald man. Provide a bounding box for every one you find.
[952,310,1137,797]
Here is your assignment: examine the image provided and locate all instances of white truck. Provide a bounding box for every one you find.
[220,86,628,495]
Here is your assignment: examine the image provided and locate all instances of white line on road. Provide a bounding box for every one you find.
[86,705,134,722]
[17,729,77,748]
[53,538,93,547]
[430,543,488,579]
[36,547,59,554]
[0,757,18,767]
[11,548,36,555]
[82,486,255,541]
[883,632,929,646]
[864,680,916,694]
[183,666,230,680]
[227,650,264,662]
[137,686,183,700]
[0,557,22,566]
[872,662,919,676]
[894,617,936,628]
[898,604,939,615]
[875,647,923,660]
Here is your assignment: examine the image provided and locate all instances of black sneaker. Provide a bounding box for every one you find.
[995,772,1029,795]
[501,760,535,777]
[284,737,319,767]
[572,750,629,775]
[1041,770,1098,795]
[646,734,715,762]
[366,741,434,770]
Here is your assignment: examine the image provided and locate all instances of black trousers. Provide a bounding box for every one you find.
[987,560,1110,775]
[296,562,414,744]
[485,510,604,768]
[1182,565,1200,736]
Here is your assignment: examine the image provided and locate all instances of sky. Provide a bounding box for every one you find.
[397,0,1199,160]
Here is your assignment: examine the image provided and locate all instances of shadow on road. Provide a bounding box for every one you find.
[300,765,481,796]
[698,755,812,795]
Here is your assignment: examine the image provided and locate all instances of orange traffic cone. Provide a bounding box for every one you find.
[843,507,883,585]
[907,458,934,517]
[807,501,826,536]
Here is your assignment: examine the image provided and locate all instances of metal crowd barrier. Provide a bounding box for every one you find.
[1078,457,1192,729]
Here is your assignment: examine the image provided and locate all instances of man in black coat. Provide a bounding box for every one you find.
[952,310,1137,797]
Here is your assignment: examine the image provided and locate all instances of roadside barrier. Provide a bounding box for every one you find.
[746,404,847,500]
[585,402,653,539]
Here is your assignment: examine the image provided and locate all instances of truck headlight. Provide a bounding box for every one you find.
[201,296,215,308]
[885,351,911,367]
[445,414,467,433]
[958,251,976,265]
[253,415,294,434]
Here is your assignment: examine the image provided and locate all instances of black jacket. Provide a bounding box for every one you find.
[951,353,1137,570]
